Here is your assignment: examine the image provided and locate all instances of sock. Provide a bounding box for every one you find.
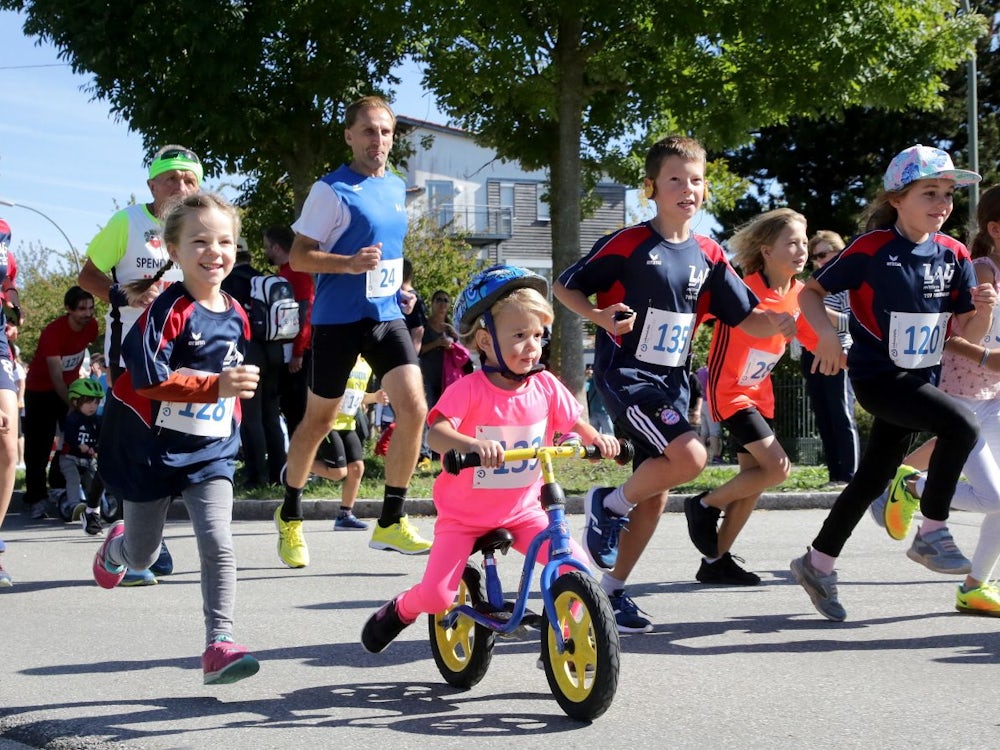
[603,486,635,517]
[338,506,352,518]
[919,519,947,536]
[914,475,927,497]
[703,555,721,564]
[809,548,837,575]
[379,485,407,527]
[281,485,303,522]
[600,573,626,597]
[85,507,100,515]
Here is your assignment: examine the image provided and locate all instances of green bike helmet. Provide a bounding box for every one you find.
[68,377,104,401]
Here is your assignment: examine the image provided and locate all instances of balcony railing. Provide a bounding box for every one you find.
[428,203,513,243]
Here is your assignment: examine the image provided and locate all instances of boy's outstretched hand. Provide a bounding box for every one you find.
[219,364,260,399]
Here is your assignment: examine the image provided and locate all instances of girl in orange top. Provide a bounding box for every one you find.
[685,208,819,585]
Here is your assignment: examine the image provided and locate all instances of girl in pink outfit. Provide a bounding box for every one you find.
[362,265,619,652]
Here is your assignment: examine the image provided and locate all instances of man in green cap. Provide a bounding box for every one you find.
[78,144,203,381]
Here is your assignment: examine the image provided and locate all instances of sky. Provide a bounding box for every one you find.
[0,8,449,264]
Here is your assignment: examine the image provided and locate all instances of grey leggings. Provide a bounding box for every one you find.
[105,478,236,645]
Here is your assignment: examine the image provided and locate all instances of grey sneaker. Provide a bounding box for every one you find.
[906,528,971,574]
[867,489,888,529]
[790,550,847,622]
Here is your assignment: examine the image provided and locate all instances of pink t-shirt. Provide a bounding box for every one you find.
[429,369,582,528]
[939,256,1000,401]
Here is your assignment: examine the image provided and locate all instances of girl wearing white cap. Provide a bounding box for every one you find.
[790,144,994,621]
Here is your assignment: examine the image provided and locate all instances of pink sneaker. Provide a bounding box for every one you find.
[202,637,260,685]
[93,521,127,589]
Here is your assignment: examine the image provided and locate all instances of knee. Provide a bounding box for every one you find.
[347,462,364,481]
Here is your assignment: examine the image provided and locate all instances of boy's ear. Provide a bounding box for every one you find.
[643,179,655,200]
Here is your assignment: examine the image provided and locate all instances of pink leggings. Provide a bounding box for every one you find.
[396,512,587,622]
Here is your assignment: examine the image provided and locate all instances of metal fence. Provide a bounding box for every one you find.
[771,374,823,464]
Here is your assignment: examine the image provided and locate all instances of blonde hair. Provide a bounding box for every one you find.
[125,192,240,296]
[464,287,553,351]
[808,230,846,258]
[729,208,807,276]
[971,185,1000,259]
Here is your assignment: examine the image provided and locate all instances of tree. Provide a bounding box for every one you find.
[3,0,415,221]
[412,0,985,395]
[711,1,1000,242]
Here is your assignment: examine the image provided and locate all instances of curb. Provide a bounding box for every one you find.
[172,492,840,522]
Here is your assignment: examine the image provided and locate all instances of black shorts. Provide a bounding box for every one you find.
[316,428,364,469]
[721,406,774,454]
[309,319,417,399]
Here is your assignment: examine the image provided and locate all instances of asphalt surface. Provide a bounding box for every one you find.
[1,491,998,749]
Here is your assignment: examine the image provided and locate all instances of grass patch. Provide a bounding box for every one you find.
[236,457,835,500]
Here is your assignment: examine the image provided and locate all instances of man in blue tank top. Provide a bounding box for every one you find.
[274,96,430,568]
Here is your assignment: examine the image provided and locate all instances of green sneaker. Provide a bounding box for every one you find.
[884,465,921,541]
[368,515,431,555]
[956,581,1000,617]
[274,505,309,568]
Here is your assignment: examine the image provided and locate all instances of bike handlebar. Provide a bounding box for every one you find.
[442,439,635,476]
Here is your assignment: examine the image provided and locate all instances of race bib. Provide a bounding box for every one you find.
[155,397,235,437]
[635,309,695,368]
[338,387,364,416]
[366,257,403,298]
[888,311,950,369]
[471,421,545,490]
[737,348,782,386]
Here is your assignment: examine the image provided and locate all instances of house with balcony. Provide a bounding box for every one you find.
[396,116,627,280]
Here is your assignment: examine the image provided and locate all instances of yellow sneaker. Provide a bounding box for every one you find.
[956,582,1000,617]
[369,515,432,555]
[884,464,921,541]
[274,505,309,568]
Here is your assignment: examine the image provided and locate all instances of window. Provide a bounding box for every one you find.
[535,183,550,222]
[426,180,455,228]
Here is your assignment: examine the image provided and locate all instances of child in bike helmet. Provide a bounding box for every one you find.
[362,264,620,653]
[59,377,104,528]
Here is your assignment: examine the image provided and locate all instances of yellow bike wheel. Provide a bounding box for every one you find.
[541,571,620,721]
[428,562,496,688]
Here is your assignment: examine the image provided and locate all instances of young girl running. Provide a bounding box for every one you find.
[867,185,1000,615]
[684,208,819,585]
[791,144,995,621]
[92,192,262,684]
[361,265,619,652]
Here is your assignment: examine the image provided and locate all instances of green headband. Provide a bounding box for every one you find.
[148,151,204,183]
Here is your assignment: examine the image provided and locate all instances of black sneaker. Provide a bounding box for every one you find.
[695,552,761,586]
[361,599,410,653]
[684,492,720,558]
[83,510,103,536]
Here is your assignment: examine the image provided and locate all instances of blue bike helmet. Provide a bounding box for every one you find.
[454,264,549,381]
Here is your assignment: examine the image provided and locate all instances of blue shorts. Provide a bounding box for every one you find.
[614,400,695,468]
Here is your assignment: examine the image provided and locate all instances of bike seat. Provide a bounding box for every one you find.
[472,529,515,554]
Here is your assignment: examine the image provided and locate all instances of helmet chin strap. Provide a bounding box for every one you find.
[478,311,544,382]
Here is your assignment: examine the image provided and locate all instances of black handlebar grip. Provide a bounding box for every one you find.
[442,448,482,475]
[616,439,635,466]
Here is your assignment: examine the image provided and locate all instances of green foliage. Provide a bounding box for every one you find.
[403,213,484,306]
[712,1,999,239]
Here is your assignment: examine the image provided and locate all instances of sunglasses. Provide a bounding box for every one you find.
[154,148,201,164]
[811,250,835,262]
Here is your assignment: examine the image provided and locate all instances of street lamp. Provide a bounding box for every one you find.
[960,0,979,217]
[0,197,82,273]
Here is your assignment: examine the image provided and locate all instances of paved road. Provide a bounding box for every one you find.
[0,499,998,749]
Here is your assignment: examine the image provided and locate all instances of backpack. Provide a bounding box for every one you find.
[249,274,301,342]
